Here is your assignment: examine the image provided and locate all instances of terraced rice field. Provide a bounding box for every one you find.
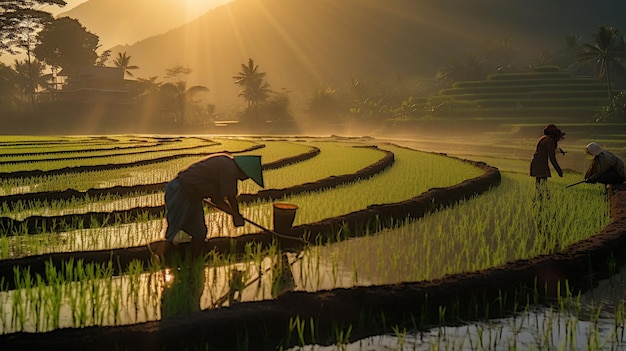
[0,135,616,350]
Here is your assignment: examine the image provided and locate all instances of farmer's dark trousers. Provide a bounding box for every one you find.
[164,179,207,243]
[594,170,625,185]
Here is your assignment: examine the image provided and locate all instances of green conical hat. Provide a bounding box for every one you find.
[234,155,264,187]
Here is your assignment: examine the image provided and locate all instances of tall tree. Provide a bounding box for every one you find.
[112,52,139,77]
[1,1,65,109]
[233,58,271,109]
[579,25,626,97]
[0,0,65,55]
[33,17,99,72]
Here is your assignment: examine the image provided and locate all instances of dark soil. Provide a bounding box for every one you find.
[2,157,625,350]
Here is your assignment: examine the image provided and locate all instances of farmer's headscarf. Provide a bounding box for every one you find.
[234,155,264,187]
[585,142,603,156]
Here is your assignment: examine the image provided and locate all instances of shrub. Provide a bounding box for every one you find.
[594,91,626,123]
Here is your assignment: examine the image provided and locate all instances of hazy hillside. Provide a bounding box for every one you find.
[57,0,231,49]
[104,0,626,110]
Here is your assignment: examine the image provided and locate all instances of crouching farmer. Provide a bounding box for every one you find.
[163,153,264,247]
[584,142,625,186]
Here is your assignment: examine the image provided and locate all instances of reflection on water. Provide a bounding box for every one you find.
[292,308,626,350]
[0,250,300,334]
[289,265,626,350]
[161,255,205,318]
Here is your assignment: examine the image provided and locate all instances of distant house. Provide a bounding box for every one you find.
[53,65,132,105]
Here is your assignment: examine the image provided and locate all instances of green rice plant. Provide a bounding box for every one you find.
[1,192,163,220]
[0,138,200,163]
[0,139,320,195]
[43,261,62,330]
[287,171,608,292]
[391,325,407,348]
[0,139,261,195]
[333,324,352,350]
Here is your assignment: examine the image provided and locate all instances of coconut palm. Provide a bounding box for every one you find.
[112,52,139,78]
[232,58,271,109]
[579,25,626,97]
[13,59,52,108]
[160,80,209,125]
[0,63,19,111]
[13,59,52,91]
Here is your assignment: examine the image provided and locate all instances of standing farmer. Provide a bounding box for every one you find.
[530,124,565,191]
[163,153,264,246]
[583,142,625,186]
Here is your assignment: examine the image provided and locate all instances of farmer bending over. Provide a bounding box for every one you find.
[163,153,264,245]
[584,142,625,186]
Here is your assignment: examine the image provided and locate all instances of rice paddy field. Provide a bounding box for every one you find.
[0,133,624,350]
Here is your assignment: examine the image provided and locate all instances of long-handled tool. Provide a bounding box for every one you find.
[566,180,587,188]
[204,199,307,243]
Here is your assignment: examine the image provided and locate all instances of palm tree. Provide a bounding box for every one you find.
[579,25,626,97]
[0,63,19,111]
[13,59,52,108]
[160,80,209,125]
[232,58,271,109]
[112,52,139,78]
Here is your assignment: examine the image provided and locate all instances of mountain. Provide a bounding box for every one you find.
[98,0,626,109]
[57,0,231,49]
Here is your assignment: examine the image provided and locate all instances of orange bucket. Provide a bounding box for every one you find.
[272,203,298,233]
